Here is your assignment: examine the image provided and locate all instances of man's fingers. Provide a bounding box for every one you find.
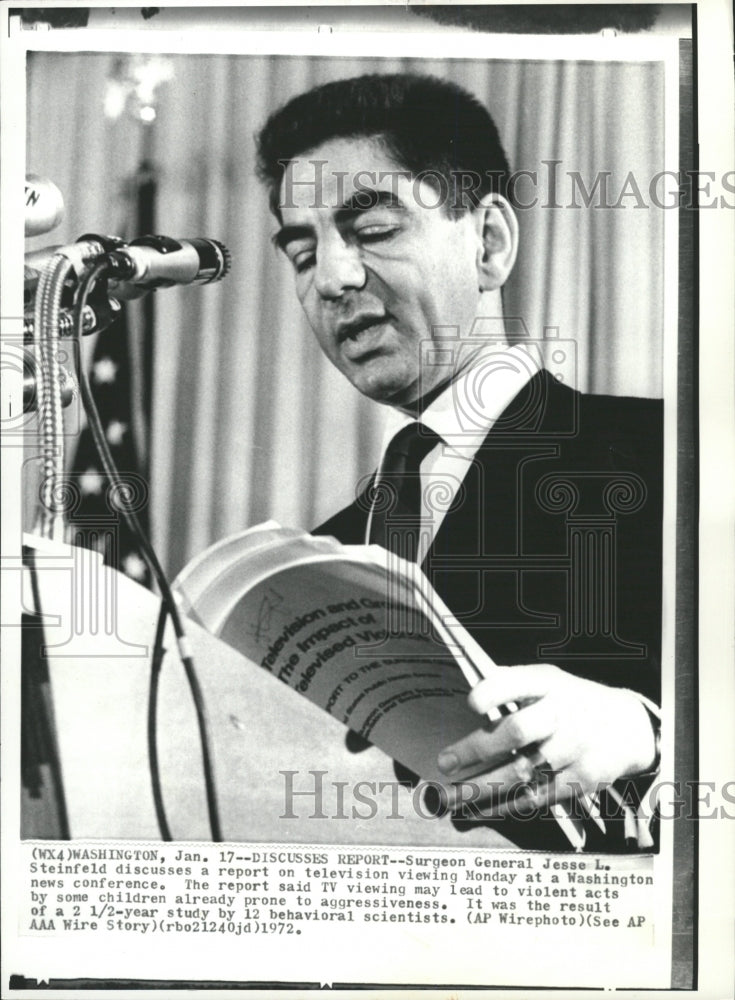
[441,732,576,815]
[467,664,562,716]
[437,697,557,775]
[447,753,561,816]
[467,752,599,818]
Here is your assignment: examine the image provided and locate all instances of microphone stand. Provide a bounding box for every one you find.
[29,240,113,537]
[32,251,74,540]
[22,247,82,837]
[23,245,225,843]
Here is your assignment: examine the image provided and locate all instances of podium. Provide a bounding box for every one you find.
[21,535,508,847]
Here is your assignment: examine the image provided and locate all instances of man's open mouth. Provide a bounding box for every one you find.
[337,315,388,344]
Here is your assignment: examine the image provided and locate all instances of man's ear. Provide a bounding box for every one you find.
[472,194,519,291]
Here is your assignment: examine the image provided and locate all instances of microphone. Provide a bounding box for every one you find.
[103,235,231,299]
[25,174,65,237]
[24,236,122,308]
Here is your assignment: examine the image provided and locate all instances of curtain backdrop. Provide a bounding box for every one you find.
[27,53,664,578]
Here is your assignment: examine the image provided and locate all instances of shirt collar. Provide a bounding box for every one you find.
[381,342,543,453]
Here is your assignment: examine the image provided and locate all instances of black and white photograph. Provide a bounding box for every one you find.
[1,2,732,995]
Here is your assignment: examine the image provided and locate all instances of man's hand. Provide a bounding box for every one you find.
[437,664,658,813]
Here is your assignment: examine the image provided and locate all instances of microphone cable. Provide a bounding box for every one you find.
[71,260,223,842]
[148,600,173,841]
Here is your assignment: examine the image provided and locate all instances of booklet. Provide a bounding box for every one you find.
[173,523,499,787]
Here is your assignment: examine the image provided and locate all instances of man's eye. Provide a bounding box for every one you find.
[291,251,315,273]
[354,225,399,243]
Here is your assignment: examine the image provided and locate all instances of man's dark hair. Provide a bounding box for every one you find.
[255,72,511,219]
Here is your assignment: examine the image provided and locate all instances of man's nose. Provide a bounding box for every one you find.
[314,237,366,299]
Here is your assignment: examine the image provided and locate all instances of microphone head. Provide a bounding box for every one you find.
[212,239,232,282]
[25,174,65,237]
[184,237,231,284]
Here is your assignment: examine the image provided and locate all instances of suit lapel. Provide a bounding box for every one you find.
[427,370,579,563]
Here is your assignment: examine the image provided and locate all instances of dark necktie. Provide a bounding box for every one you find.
[368,422,441,562]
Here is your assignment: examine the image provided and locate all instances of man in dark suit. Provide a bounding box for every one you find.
[256,73,661,849]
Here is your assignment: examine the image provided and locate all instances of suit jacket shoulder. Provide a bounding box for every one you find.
[314,372,663,540]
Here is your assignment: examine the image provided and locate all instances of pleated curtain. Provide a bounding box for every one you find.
[26,52,664,578]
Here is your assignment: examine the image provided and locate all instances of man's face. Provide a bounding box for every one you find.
[276,137,485,407]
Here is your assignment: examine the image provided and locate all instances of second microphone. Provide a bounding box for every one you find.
[103,235,231,299]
